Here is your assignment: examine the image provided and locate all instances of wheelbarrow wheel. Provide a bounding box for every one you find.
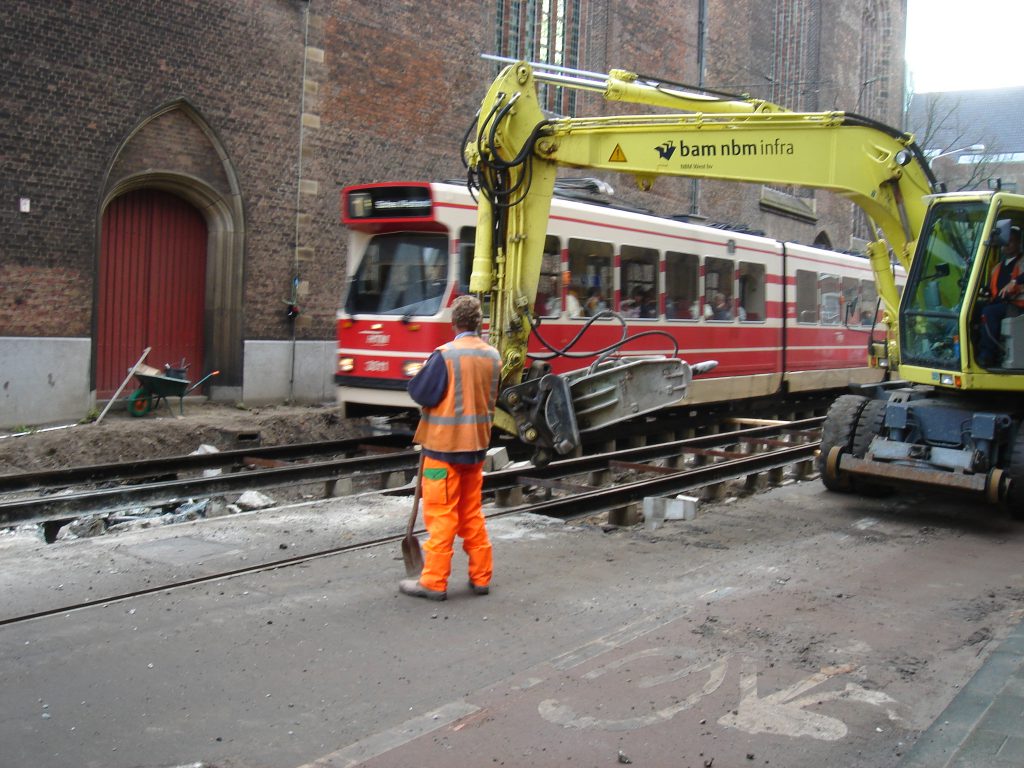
[127,387,153,417]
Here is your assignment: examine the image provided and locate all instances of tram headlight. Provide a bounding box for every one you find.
[338,356,355,373]
[939,373,955,387]
[402,361,424,378]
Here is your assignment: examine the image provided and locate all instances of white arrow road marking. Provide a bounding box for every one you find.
[539,653,729,731]
[718,658,897,741]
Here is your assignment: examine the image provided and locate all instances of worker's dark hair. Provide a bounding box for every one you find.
[452,295,483,332]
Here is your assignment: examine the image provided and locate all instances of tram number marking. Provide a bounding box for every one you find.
[364,360,390,373]
[538,651,898,740]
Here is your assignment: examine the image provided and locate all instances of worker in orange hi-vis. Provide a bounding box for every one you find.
[400,295,501,601]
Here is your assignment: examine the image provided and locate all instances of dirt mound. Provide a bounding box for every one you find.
[0,401,375,475]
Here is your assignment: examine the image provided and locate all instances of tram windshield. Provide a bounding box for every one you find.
[901,201,987,369]
[344,233,448,316]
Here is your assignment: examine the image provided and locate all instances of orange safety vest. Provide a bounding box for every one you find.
[990,257,1024,307]
[413,335,500,454]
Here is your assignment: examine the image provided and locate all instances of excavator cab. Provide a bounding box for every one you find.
[900,197,1024,376]
[899,199,989,373]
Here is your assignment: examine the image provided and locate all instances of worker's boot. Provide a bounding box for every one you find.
[399,578,447,601]
[468,580,489,596]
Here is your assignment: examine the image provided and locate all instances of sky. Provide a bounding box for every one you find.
[906,0,1024,92]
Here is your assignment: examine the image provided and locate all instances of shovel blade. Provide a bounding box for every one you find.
[402,534,424,577]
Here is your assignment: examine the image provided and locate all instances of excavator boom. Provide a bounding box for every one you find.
[466,61,1024,509]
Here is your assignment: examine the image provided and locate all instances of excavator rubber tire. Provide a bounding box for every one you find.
[1005,425,1024,519]
[849,398,893,497]
[818,394,868,492]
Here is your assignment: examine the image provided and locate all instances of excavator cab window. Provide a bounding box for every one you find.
[901,201,988,370]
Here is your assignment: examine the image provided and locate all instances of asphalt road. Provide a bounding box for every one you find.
[1,477,1022,768]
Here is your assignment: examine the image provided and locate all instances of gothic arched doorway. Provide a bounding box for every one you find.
[96,189,208,396]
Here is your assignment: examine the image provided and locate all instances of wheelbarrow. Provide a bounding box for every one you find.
[127,368,219,417]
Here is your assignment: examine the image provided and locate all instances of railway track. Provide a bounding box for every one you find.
[0,418,821,527]
[0,417,821,627]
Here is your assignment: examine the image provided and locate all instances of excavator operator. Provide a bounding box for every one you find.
[978,223,1024,367]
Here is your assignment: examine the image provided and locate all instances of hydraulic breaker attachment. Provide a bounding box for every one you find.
[499,357,714,464]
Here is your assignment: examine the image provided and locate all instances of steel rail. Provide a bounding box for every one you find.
[476,416,823,492]
[506,441,818,520]
[0,433,410,493]
[0,450,420,527]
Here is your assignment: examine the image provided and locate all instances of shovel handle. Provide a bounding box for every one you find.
[406,453,425,537]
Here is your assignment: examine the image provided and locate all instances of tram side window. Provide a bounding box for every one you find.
[858,280,878,325]
[840,277,860,325]
[796,269,818,323]
[820,274,840,325]
[665,251,699,319]
[621,245,659,318]
[535,236,562,317]
[457,226,489,317]
[738,262,765,322]
[705,257,734,320]
[567,238,613,317]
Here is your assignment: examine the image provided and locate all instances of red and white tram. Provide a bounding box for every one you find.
[336,180,901,416]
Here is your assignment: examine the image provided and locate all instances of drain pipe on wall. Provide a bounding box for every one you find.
[287,0,312,403]
[690,0,707,216]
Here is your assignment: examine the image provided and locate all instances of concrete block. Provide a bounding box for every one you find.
[644,495,697,529]
[667,495,698,520]
[484,446,511,472]
[495,486,523,507]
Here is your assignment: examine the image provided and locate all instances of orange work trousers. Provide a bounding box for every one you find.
[418,456,493,592]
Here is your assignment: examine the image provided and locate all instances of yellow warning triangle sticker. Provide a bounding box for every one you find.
[608,144,628,162]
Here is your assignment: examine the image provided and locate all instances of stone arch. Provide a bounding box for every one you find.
[813,231,833,250]
[97,100,244,395]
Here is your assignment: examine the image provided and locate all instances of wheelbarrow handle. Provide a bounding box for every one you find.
[187,370,220,393]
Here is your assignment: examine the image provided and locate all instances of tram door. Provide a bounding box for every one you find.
[96,189,207,397]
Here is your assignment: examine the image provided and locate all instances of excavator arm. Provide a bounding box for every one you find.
[465,60,937,459]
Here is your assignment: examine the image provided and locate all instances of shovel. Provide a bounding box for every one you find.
[401,454,425,576]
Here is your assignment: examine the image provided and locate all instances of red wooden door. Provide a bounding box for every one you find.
[97,190,207,396]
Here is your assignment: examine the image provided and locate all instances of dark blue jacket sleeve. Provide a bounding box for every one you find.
[407,351,447,407]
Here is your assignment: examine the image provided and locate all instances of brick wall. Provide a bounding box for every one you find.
[0,0,906,387]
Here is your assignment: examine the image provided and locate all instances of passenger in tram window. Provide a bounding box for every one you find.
[666,295,692,319]
[708,292,732,320]
[584,286,606,316]
[535,276,558,317]
[622,285,643,317]
[639,289,657,318]
[566,285,584,317]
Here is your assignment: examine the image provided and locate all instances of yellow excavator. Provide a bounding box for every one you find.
[464,59,1024,510]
